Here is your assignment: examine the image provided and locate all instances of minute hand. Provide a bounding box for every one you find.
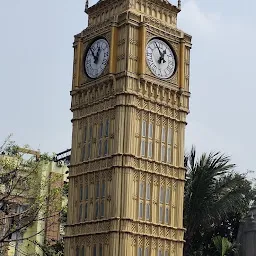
[155,43,162,56]
[89,48,97,62]
[155,43,166,64]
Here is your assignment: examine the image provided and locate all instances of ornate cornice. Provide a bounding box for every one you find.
[64,218,185,241]
[69,154,186,181]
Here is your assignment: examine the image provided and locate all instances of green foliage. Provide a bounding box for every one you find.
[0,137,65,250]
[62,183,69,197]
[212,236,239,256]
[60,206,68,223]
[35,239,64,256]
[184,147,256,255]
[40,153,53,162]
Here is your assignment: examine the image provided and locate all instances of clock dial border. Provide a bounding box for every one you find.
[84,37,110,79]
[145,37,177,80]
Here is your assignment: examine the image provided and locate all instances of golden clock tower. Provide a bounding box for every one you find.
[65,0,192,255]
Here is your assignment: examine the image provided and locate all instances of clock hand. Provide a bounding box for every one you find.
[89,48,97,63]
[161,49,167,63]
[155,42,162,55]
[159,49,167,64]
[96,46,100,57]
[155,43,166,64]
[94,46,101,64]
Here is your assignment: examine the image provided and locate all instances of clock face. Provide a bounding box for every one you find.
[85,38,110,79]
[146,38,176,79]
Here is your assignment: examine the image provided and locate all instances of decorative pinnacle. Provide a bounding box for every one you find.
[178,0,181,9]
[84,0,89,14]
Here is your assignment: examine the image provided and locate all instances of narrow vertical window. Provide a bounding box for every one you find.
[160,187,165,203]
[139,183,144,198]
[139,202,143,218]
[105,119,109,137]
[85,185,88,200]
[98,140,102,157]
[102,181,106,198]
[166,188,171,204]
[80,185,83,201]
[165,251,169,256]
[168,128,172,144]
[79,204,83,221]
[165,208,169,224]
[146,184,150,200]
[141,140,146,157]
[84,126,87,142]
[148,141,153,158]
[167,147,171,163]
[149,123,153,139]
[142,120,147,137]
[161,145,165,162]
[138,247,143,256]
[145,248,149,256]
[104,140,108,156]
[96,182,100,198]
[159,250,163,256]
[89,126,93,140]
[81,146,86,162]
[76,247,79,256]
[93,245,97,256]
[84,203,88,220]
[99,244,103,256]
[81,246,85,256]
[95,201,99,219]
[88,143,91,159]
[99,123,103,138]
[159,206,163,223]
[162,127,166,142]
[100,201,105,217]
[146,203,150,220]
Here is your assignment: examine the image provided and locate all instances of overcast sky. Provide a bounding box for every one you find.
[0,0,255,173]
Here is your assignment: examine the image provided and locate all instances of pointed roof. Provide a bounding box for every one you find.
[87,0,181,19]
[97,0,174,5]
[92,0,180,12]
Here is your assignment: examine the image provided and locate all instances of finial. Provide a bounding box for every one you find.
[178,0,181,10]
[84,0,89,14]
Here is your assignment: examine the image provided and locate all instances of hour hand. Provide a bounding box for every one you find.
[96,46,100,57]
[94,47,101,64]
[162,50,167,63]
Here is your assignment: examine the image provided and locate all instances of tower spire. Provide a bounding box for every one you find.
[178,0,181,10]
[84,0,89,14]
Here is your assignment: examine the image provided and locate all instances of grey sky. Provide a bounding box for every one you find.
[0,0,255,173]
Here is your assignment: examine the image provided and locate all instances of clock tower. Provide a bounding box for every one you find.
[65,0,192,255]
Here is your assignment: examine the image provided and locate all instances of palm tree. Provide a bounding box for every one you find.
[212,236,239,256]
[184,147,254,255]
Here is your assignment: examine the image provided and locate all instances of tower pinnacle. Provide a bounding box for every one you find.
[178,0,181,9]
[84,0,89,14]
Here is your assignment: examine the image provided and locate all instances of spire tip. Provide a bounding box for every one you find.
[84,0,89,14]
[178,0,181,10]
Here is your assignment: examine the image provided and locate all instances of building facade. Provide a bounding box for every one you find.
[237,203,256,256]
[0,151,68,256]
[65,0,192,255]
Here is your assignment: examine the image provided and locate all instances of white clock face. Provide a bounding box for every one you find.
[85,38,110,79]
[146,38,176,79]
